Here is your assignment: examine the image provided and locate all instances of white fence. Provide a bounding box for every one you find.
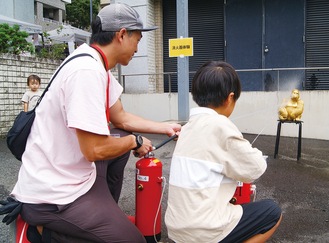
[121,91,329,141]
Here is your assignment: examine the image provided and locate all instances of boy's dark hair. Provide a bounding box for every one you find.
[90,16,116,45]
[27,74,41,86]
[191,61,241,107]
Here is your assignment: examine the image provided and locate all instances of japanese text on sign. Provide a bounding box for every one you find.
[169,37,193,57]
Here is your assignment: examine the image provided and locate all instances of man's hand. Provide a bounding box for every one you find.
[133,136,153,158]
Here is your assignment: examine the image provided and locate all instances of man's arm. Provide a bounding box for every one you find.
[76,99,181,162]
[109,99,181,137]
[76,129,153,162]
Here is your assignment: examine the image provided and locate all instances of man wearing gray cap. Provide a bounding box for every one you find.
[4,3,181,242]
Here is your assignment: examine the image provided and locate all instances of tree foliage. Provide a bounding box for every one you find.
[0,23,34,55]
[66,0,100,29]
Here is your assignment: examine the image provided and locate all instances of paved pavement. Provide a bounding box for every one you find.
[1,133,329,243]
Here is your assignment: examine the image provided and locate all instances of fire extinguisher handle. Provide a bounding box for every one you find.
[152,134,178,150]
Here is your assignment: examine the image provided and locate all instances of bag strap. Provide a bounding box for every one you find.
[34,53,94,110]
[90,45,111,126]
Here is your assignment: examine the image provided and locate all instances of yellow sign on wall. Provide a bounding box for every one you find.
[169,37,193,57]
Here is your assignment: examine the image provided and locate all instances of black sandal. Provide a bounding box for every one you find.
[27,225,51,243]
[27,225,42,243]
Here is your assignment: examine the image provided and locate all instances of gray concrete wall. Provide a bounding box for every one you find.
[118,0,160,93]
[120,91,329,141]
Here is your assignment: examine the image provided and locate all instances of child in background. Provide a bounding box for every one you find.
[165,61,282,243]
[22,75,42,112]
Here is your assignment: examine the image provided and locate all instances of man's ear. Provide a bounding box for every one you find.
[117,28,127,42]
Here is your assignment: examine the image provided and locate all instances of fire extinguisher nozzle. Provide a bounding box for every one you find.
[152,134,178,150]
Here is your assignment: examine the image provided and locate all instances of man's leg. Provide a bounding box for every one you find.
[21,163,146,243]
[105,128,132,202]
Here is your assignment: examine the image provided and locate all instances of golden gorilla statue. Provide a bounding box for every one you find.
[278,89,304,121]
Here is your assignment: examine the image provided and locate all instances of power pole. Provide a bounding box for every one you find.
[176,0,189,122]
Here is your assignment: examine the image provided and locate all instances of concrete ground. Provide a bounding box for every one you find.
[1,133,329,243]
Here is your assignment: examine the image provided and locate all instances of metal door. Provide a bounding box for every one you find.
[226,0,305,91]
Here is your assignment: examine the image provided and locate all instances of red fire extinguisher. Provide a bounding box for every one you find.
[230,181,256,205]
[133,135,178,243]
[229,157,267,205]
[135,153,163,242]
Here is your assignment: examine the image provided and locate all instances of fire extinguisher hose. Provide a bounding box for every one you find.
[152,176,167,243]
[152,134,178,150]
[134,134,178,158]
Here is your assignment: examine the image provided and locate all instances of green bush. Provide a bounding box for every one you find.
[0,23,34,55]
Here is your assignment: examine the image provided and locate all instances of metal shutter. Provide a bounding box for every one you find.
[305,0,329,90]
[163,0,224,92]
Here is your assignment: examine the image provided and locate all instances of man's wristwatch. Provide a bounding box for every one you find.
[133,134,143,150]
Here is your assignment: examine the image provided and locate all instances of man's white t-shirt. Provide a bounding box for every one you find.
[11,44,123,205]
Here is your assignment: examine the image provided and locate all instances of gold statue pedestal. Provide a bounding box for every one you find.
[274,120,303,161]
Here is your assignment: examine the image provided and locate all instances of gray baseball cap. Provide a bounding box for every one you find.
[98,3,158,32]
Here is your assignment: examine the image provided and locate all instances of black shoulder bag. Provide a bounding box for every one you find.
[6,53,93,161]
